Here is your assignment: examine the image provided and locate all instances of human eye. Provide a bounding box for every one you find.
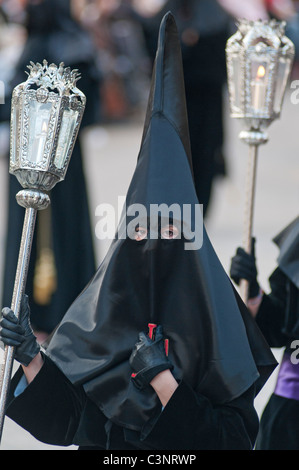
[134,226,148,241]
[161,224,179,240]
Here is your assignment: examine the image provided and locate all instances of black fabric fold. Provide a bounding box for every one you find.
[273,216,299,289]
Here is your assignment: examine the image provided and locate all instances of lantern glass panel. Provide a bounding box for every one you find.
[230,54,243,114]
[250,57,270,113]
[28,100,52,164]
[54,107,78,169]
[11,99,21,165]
[273,56,291,114]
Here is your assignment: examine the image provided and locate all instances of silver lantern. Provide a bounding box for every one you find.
[0,60,86,441]
[9,59,85,191]
[226,19,295,302]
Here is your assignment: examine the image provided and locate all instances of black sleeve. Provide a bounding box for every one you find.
[6,354,87,446]
[140,381,259,450]
[255,268,288,347]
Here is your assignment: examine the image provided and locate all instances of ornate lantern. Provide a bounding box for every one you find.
[226,20,295,301]
[226,19,294,134]
[9,60,85,192]
[0,61,86,441]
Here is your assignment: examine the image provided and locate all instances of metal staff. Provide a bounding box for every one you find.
[238,129,267,301]
[0,190,49,440]
[0,60,86,443]
[226,19,294,303]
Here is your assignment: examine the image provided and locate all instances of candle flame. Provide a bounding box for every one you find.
[257,65,266,79]
[41,121,48,133]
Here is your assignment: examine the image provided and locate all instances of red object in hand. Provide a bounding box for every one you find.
[164,338,169,356]
[148,323,157,340]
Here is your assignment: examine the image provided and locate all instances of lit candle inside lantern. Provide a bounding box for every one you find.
[252,64,266,111]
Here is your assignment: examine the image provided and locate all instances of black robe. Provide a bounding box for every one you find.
[252,216,299,449]
[6,354,259,450]
[254,268,299,450]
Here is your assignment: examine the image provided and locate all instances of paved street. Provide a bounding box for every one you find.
[0,87,298,450]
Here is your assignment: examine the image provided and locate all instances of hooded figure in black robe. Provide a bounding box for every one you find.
[4,12,276,450]
[230,216,299,450]
[44,11,276,430]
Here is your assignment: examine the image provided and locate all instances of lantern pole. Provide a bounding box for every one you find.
[0,191,50,440]
[238,129,267,301]
[226,19,295,303]
[0,61,85,444]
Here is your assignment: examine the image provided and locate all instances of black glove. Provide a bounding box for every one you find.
[0,295,40,366]
[130,325,173,390]
[230,238,260,298]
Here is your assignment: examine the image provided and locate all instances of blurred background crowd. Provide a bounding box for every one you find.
[0,0,298,346]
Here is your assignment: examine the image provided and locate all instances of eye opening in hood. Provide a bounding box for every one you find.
[127,215,182,242]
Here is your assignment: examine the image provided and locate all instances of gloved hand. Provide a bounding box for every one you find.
[230,237,260,298]
[0,295,40,366]
[130,325,173,390]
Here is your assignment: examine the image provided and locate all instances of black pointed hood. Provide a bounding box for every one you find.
[140,9,192,168]
[122,12,194,220]
[46,12,276,432]
[273,216,299,289]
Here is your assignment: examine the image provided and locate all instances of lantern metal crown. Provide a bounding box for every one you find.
[9,60,86,192]
[226,18,295,134]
